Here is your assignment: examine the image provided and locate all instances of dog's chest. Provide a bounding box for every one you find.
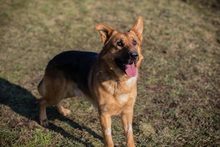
[103,76,137,102]
[115,93,129,103]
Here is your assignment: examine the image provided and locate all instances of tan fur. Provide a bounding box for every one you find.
[38,17,144,147]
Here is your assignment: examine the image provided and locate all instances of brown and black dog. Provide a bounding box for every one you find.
[38,17,143,147]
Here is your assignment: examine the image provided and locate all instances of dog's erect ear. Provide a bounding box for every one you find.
[129,16,143,42]
[95,24,117,44]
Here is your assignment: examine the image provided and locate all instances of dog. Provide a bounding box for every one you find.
[38,16,143,147]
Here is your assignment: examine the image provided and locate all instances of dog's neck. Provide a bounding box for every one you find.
[94,60,137,95]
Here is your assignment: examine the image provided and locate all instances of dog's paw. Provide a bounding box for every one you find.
[127,141,135,147]
[40,119,49,127]
[63,109,71,116]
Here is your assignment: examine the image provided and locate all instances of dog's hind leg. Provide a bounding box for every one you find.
[39,97,49,127]
[55,103,71,116]
[54,83,80,116]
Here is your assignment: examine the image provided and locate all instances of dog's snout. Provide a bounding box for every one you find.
[128,51,138,59]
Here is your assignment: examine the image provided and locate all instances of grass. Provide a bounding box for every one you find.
[182,0,220,10]
[0,0,220,146]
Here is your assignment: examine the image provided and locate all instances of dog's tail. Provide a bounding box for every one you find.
[37,79,44,96]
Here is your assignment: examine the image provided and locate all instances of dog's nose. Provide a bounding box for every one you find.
[128,51,138,59]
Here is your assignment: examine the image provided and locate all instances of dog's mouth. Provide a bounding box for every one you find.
[115,59,138,77]
[125,63,137,77]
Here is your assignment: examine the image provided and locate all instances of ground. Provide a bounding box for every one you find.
[0,0,220,146]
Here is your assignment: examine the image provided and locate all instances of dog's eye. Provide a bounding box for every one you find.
[117,42,124,47]
[133,40,137,46]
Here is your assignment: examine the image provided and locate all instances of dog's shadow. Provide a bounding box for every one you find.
[0,78,103,146]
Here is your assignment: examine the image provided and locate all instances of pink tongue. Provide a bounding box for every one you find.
[125,63,138,77]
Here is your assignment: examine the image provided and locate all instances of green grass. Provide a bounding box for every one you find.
[0,0,220,146]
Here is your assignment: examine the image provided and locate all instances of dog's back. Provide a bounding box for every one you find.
[38,51,98,98]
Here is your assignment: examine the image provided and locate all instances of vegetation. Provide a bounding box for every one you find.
[183,0,220,10]
[0,0,220,146]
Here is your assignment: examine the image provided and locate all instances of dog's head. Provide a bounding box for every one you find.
[95,17,144,78]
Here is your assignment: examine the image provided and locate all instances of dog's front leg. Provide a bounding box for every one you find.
[100,113,114,147]
[121,110,135,147]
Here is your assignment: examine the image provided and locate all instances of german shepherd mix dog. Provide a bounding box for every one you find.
[38,17,143,147]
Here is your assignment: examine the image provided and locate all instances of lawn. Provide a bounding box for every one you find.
[0,0,220,146]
